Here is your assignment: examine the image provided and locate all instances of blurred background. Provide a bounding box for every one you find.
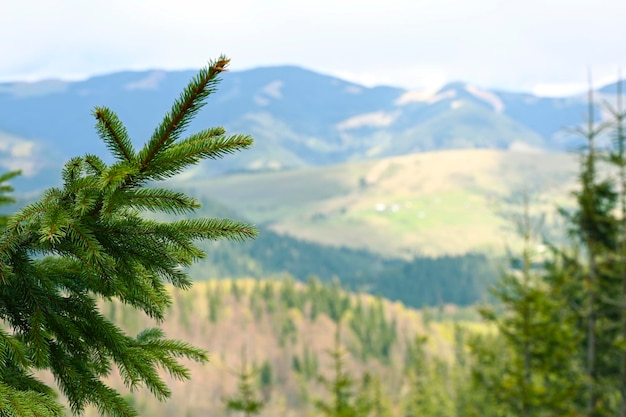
[2,1,626,416]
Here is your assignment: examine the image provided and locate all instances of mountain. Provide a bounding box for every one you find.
[0,66,618,191]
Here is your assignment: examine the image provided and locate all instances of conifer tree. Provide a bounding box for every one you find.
[223,347,266,417]
[403,334,455,417]
[561,81,619,416]
[604,75,626,417]
[471,196,583,416]
[574,84,612,417]
[0,56,257,417]
[314,324,372,417]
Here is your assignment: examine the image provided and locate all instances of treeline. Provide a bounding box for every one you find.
[187,207,496,308]
[189,277,477,417]
[203,276,399,364]
[196,276,520,417]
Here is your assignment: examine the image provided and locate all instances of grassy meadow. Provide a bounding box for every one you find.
[179,149,578,257]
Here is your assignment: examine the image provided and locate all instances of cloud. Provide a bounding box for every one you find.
[0,133,43,176]
[1,0,625,93]
[10,142,34,157]
[532,82,589,97]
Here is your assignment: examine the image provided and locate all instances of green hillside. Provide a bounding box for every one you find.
[148,197,497,308]
[177,149,577,257]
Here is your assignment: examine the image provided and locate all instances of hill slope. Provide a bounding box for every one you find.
[62,278,483,417]
[177,148,578,257]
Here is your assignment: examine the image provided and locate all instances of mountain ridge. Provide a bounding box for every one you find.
[0,65,621,192]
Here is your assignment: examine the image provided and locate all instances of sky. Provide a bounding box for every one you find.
[1,0,625,96]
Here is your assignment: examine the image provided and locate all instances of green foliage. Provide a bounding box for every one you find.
[258,360,273,402]
[607,78,626,417]
[462,85,626,417]
[0,171,20,229]
[197,221,497,308]
[402,335,455,417]
[223,347,266,417]
[0,57,257,417]
[304,278,351,323]
[359,373,392,417]
[315,325,373,417]
[471,199,584,416]
[292,345,319,381]
[349,297,397,362]
[554,85,626,417]
[277,314,297,347]
[207,284,224,323]
[231,280,243,302]
[279,275,304,310]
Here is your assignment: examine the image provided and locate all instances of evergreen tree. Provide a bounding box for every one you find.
[403,335,455,417]
[559,81,620,416]
[349,297,396,362]
[604,75,626,417]
[223,347,266,417]
[258,360,273,402]
[208,283,224,323]
[574,84,614,417]
[231,279,243,302]
[471,197,583,416]
[359,373,392,417]
[0,56,257,417]
[315,324,372,417]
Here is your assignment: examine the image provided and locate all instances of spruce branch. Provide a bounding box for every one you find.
[0,328,30,368]
[0,171,20,211]
[145,133,254,181]
[138,56,230,171]
[94,107,136,163]
[0,381,64,417]
[0,56,255,417]
[161,218,259,242]
[110,188,200,215]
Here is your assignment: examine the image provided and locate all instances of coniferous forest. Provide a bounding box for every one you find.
[1,57,626,417]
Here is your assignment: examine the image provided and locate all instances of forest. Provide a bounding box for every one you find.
[0,56,625,417]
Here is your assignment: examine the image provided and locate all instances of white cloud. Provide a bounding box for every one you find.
[10,142,34,157]
[532,73,620,97]
[532,83,589,97]
[0,134,43,176]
